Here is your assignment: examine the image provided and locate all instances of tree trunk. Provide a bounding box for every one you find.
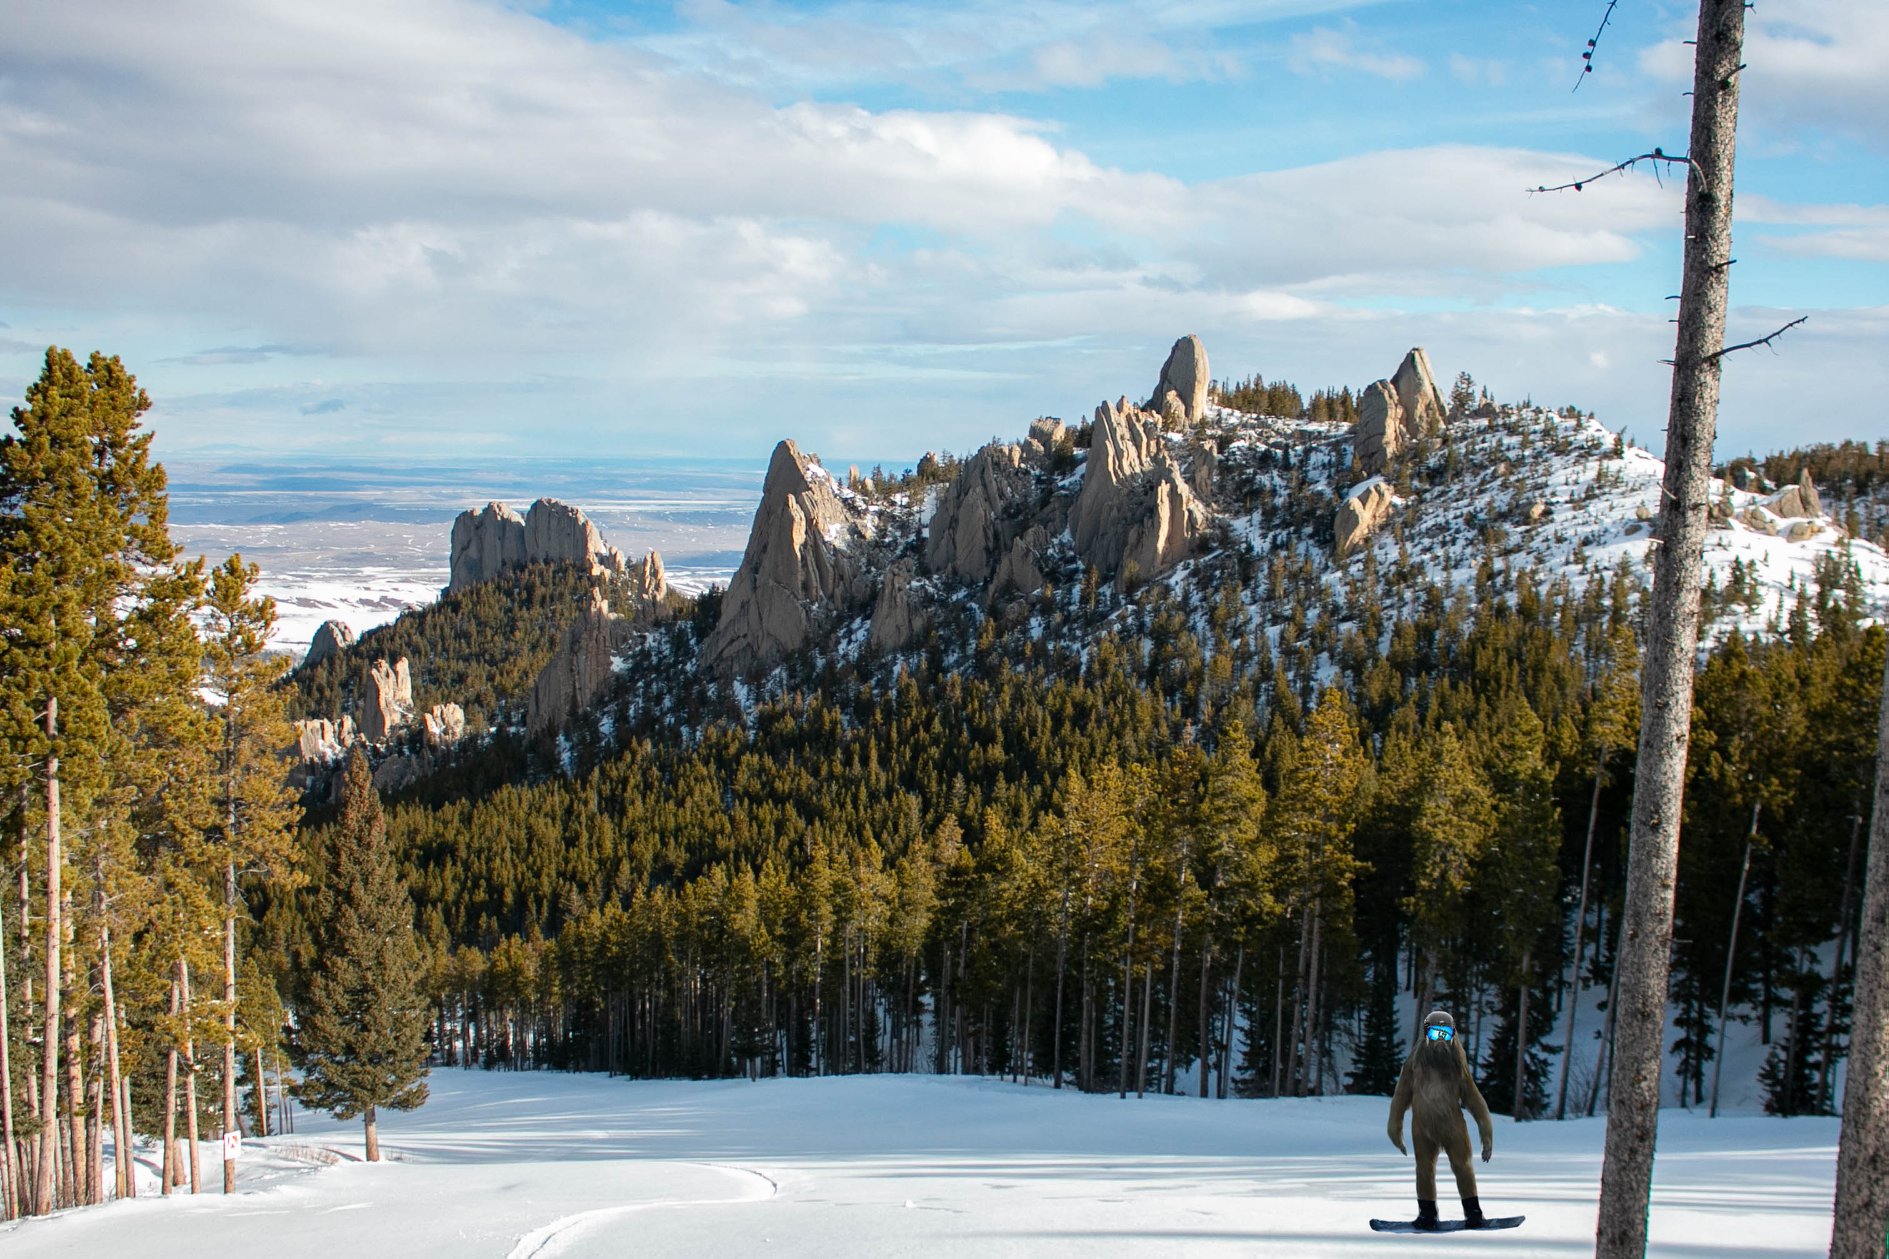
[163,970,179,1195]
[1556,749,1606,1120]
[1709,808,1757,1117]
[1818,810,1863,1114]
[1135,960,1154,1098]
[1596,5,1746,1253]
[364,1106,380,1163]
[1831,643,1889,1258]
[0,894,17,1220]
[1514,948,1532,1122]
[183,960,202,1194]
[1197,939,1214,1098]
[224,858,238,1193]
[1219,944,1243,1100]
[1586,947,1621,1120]
[1164,898,1184,1095]
[34,698,61,1217]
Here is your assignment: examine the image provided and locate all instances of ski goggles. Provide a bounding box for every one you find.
[1426,1025,1455,1042]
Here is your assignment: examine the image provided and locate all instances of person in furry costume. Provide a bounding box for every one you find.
[1387,1009,1496,1230]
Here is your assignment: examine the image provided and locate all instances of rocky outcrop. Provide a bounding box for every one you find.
[303,619,355,669]
[447,497,631,592]
[1335,478,1395,557]
[1069,398,1207,587]
[1026,418,1067,456]
[421,702,466,749]
[1354,348,1448,476]
[358,657,412,744]
[621,550,670,619]
[1391,348,1447,436]
[449,501,528,590]
[1766,471,1823,520]
[992,526,1049,598]
[1151,335,1209,425]
[1353,381,1404,477]
[292,716,355,762]
[528,589,629,736]
[703,440,872,675]
[868,558,930,653]
[926,443,1031,587]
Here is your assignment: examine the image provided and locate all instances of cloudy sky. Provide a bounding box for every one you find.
[2,0,1883,468]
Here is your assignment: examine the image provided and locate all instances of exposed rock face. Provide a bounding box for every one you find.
[1026,418,1066,455]
[304,620,355,669]
[421,702,466,749]
[926,443,1031,586]
[1335,478,1395,557]
[372,754,425,795]
[1069,398,1207,586]
[1355,348,1448,476]
[704,440,871,675]
[1151,335,1209,424]
[621,550,670,620]
[992,526,1049,598]
[1353,381,1405,477]
[359,657,412,744]
[447,497,630,592]
[1391,348,1447,436]
[529,589,630,736]
[1767,471,1823,520]
[868,558,930,653]
[449,501,528,590]
[292,716,355,762]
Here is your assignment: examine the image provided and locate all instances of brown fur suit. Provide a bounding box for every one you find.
[1387,1011,1494,1204]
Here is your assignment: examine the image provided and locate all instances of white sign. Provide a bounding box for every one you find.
[222,1131,242,1160]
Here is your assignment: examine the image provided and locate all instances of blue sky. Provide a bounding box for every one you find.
[1,0,1883,469]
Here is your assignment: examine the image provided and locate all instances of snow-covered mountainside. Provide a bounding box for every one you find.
[602,339,1885,722]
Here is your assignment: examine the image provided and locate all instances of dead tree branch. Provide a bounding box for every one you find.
[1574,0,1622,91]
[1711,316,1808,360]
[1529,148,1691,194]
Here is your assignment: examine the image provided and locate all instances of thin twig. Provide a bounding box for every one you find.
[1711,317,1808,361]
[1574,0,1622,91]
[1529,148,1689,194]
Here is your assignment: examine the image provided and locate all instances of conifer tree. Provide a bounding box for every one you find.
[297,754,430,1161]
[202,555,302,1191]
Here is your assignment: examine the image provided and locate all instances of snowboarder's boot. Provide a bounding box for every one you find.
[1462,1197,1486,1229]
[1412,1200,1440,1231]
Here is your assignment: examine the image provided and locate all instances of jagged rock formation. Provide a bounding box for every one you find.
[303,619,355,669]
[448,497,632,592]
[621,550,670,618]
[421,702,466,749]
[1392,348,1448,435]
[1335,478,1395,557]
[1026,418,1066,455]
[292,716,355,762]
[868,558,930,653]
[528,588,629,736]
[359,657,412,744]
[992,526,1050,598]
[926,443,1032,587]
[1767,471,1823,520]
[704,441,872,675]
[1151,334,1210,425]
[1068,398,1208,587]
[1355,348,1448,476]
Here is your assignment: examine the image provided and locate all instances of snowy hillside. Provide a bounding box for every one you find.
[0,1069,1840,1258]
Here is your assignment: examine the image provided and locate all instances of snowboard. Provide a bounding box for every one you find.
[1368,1216,1525,1234]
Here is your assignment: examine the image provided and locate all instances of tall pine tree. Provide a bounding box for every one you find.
[297,753,429,1161]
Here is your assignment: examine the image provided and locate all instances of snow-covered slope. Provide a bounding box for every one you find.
[2,1069,1840,1258]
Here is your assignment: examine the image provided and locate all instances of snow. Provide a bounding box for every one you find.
[3,1069,1839,1257]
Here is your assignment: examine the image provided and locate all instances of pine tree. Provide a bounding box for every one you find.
[202,555,302,1190]
[296,753,430,1161]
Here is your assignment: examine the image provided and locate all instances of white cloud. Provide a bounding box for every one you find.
[1288,25,1424,83]
[1637,0,1889,148]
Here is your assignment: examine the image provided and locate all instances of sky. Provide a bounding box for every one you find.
[1,0,1884,470]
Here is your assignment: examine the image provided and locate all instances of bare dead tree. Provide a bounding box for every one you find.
[1831,650,1889,1257]
[1594,2,1747,1255]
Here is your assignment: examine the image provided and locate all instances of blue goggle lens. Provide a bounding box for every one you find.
[1426,1026,1454,1042]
